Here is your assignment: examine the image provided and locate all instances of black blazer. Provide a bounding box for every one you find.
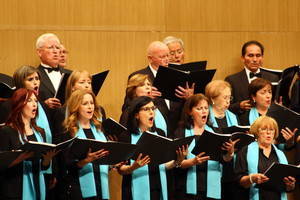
[37,65,72,102]
[225,69,279,114]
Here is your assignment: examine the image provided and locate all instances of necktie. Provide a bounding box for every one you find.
[43,67,60,73]
[249,72,262,78]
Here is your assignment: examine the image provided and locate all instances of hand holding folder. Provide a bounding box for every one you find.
[256,162,300,192]
[70,138,137,165]
[192,128,255,161]
[132,132,194,165]
[153,66,216,101]
[267,103,300,142]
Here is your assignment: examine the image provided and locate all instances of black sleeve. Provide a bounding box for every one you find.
[234,146,249,183]
[51,107,66,144]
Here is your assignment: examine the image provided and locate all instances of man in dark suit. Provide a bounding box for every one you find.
[36,33,71,109]
[127,41,193,138]
[225,40,279,114]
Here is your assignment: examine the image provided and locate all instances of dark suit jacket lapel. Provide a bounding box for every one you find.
[38,65,56,96]
[145,66,155,82]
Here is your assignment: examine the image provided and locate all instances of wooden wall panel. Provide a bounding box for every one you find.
[165,0,300,31]
[0,0,300,199]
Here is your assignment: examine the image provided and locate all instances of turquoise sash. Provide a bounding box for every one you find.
[76,124,109,199]
[249,108,259,125]
[209,106,238,128]
[185,125,222,199]
[36,102,52,143]
[247,142,288,200]
[131,131,168,200]
[36,102,52,174]
[19,129,46,200]
[154,108,167,134]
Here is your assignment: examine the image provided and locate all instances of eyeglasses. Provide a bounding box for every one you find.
[259,128,275,134]
[223,95,233,101]
[140,106,157,112]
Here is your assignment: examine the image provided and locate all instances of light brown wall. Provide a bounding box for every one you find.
[0,0,300,199]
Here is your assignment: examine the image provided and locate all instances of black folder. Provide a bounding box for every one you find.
[169,61,207,71]
[257,162,300,192]
[220,126,255,151]
[102,117,127,137]
[54,73,71,104]
[192,130,230,161]
[70,138,137,165]
[192,129,255,161]
[19,137,75,157]
[220,125,250,134]
[132,132,194,165]
[153,67,216,101]
[92,70,109,96]
[267,103,300,142]
[0,73,15,98]
[0,150,23,170]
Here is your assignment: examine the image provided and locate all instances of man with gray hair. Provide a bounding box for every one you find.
[36,33,71,109]
[163,36,185,64]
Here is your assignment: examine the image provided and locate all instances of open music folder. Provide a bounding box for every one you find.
[131,131,194,165]
[153,66,216,101]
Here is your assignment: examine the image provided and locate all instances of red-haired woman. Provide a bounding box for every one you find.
[0,88,56,200]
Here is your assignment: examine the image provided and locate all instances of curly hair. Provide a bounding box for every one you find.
[63,89,102,137]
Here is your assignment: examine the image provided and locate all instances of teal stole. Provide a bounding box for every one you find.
[249,108,285,150]
[131,131,168,200]
[249,107,259,125]
[36,102,52,174]
[208,106,238,128]
[185,125,222,199]
[247,142,288,200]
[154,108,167,134]
[76,124,109,199]
[19,129,46,200]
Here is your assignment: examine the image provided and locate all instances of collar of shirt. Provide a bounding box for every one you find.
[149,64,157,77]
[244,66,261,83]
[41,63,59,72]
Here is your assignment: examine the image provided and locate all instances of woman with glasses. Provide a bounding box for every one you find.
[120,73,167,134]
[204,80,239,200]
[235,116,296,200]
[238,78,296,148]
[117,96,187,200]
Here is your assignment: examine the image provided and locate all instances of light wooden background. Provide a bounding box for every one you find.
[1,0,300,199]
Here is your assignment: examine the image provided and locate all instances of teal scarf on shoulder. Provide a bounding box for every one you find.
[154,108,167,134]
[209,106,238,128]
[76,124,109,199]
[131,131,168,200]
[19,129,46,200]
[247,141,287,200]
[185,125,222,199]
